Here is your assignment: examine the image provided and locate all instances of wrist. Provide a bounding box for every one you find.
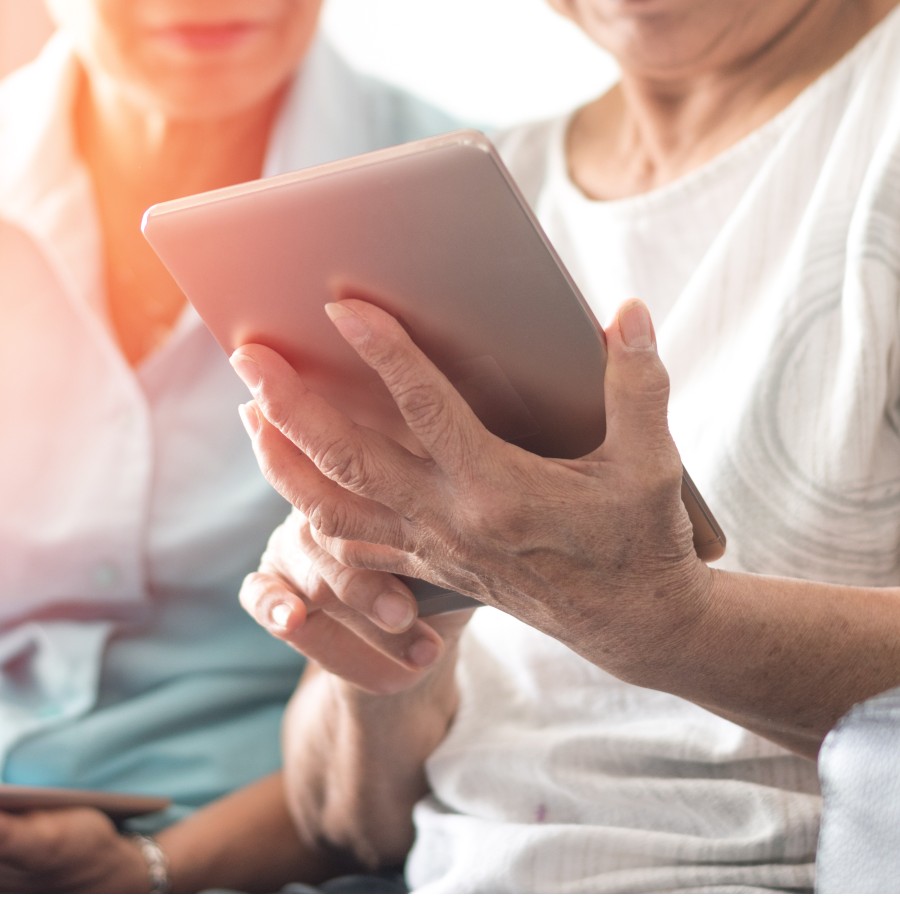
[605,555,718,690]
[129,833,171,893]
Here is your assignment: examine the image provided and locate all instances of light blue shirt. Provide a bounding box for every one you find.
[0,33,460,829]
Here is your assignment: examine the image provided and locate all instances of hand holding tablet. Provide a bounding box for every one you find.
[142,130,725,615]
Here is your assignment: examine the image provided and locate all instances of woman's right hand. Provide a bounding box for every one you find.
[239,507,472,695]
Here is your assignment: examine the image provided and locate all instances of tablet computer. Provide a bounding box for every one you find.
[142,129,725,615]
[0,785,170,820]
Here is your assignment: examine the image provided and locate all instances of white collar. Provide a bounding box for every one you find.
[0,32,83,229]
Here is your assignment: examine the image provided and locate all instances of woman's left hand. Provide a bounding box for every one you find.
[231,297,712,680]
[0,807,151,892]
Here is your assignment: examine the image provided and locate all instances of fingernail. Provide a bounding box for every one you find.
[230,351,262,394]
[325,302,369,342]
[238,402,261,437]
[407,638,440,669]
[373,591,416,631]
[619,300,654,349]
[270,603,292,630]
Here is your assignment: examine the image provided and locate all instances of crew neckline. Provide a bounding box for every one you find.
[550,2,900,216]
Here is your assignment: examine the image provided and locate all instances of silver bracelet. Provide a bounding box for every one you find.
[130,833,171,893]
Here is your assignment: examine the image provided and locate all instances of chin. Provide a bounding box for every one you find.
[135,67,293,123]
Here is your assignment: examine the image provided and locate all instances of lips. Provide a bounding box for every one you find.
[150,21,267,53]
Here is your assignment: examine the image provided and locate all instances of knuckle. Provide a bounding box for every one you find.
[328,539,371,572]
[458,467,529,536]
[615,347,670,401]
[312,435,367,491]
[466,501,530,552]
[303,572,335,608]
[335,565,385,606]
[629,367,671,415]
[631,448,683,506]
[646,368,671,404]
[258,388,299,436]
[305,495,352,539]
[461,493,503,533]
[393,379,447,434]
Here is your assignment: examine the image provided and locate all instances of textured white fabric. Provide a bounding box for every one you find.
[407,6,900,893]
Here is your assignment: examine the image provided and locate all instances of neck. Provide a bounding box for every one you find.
[568,0,896,199]
[76,72,286,210]
[74,67,288,365]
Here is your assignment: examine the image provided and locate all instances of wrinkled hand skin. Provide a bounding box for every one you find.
[233,298,713,686]
[0,807,150,893]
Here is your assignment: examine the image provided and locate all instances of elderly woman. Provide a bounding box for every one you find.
[0,0,455,892]
[236,0,900,892]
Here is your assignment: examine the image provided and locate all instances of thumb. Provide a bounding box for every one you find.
[599,299,673,458]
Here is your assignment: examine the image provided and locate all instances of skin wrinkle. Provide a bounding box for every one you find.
[565,0,875,198]
[246,296,716,684]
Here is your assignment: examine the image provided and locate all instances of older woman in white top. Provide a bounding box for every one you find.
[236,0,900,892]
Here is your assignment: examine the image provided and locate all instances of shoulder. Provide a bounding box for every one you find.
[354,71,464,143]
[323,41,465,143]
[272,38,468,168]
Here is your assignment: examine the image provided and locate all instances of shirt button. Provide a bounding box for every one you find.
[92,562,121,588]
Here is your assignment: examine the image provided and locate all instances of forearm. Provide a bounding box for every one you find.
[628,569,900,758]
[154,771,336,893]
[282,658,459,872]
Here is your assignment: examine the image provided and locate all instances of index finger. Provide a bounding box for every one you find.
[232,343,432,517]
[325,299,492,471]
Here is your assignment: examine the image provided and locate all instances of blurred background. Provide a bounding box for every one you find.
[0,0,617,127]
